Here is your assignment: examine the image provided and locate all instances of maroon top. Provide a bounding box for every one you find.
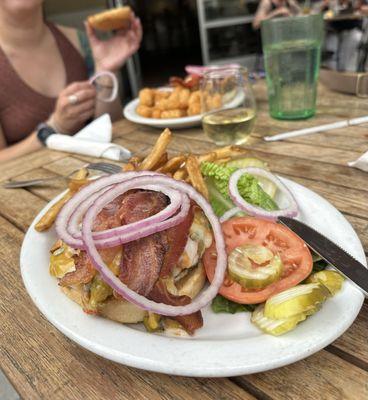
[0,23,88,145]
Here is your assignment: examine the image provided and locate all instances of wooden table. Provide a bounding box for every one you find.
[1,81,367,400]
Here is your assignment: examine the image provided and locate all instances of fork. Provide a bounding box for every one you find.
[3,162,122,189]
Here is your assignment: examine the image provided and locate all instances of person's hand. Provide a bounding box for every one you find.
[274,7,291,16]
[85,15,143,73]
[50,81,96,134]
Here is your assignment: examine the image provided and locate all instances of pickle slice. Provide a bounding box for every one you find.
[143,312,162,333]
[89,275,113,309]
[251,305,306,336]
[228,245,283,289]
[264,283,330,319]
[242,244,274,264]
[307,270,344,296]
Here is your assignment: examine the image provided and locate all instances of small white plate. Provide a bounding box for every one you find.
[20,178,365,377]
[123,97,202,129]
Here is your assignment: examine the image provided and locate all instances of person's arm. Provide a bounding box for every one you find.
[0,125,42,164]
[253,0,291,29]
[85,15,142,122]
[287,0,302,15]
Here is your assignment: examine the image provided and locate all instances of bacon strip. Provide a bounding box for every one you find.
[118,191,203,334]
[149,280,203,335]
[159,204,195,278]
[119,191,168,295]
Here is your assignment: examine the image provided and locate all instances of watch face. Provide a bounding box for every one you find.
[37,124,55,145]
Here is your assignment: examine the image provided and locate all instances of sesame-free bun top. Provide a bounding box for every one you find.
[87,6,132,31]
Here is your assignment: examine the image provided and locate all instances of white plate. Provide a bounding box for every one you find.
[123,97,202,129]
[20,178,365,377]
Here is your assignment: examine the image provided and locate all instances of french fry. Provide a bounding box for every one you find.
[123,156,141,171]
[185,155,209,199]
[68,168,90,192]
[212,145,246,159]
[35,168,90,232]
[35,190,74,232]
[173,168,188,181]
[197,152,217,164]
[215,157,231,164]
[153,152,168,170]
[157,155,186,174]
[139,128,172,170]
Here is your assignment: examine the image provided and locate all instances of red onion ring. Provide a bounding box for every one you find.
[229,167,298,221]
[56,172,185,249]
[71,181,190,249]
[219,207,242,223]
[81,175,227,316]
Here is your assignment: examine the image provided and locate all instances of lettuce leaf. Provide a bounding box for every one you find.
[211,295,256,313]
[201,162,278,217]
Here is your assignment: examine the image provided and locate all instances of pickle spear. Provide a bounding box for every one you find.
[228,245,283,289]
[264,283,330,319]
[251,305,306,336]
[307,270,344,296]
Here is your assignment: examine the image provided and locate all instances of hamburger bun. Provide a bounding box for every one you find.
[87,6,132,32]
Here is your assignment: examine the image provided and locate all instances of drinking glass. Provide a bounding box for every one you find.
[201,66,256,146]
[261,14,324,120]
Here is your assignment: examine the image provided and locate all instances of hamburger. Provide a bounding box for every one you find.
[87,6,132,31]
[49,189,213,335]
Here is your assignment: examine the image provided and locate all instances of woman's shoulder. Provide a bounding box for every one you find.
[55,24,83,56]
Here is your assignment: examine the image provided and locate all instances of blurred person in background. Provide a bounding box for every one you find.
[322,0,364,71]
[0,0,142,163]
[253,0,301,29]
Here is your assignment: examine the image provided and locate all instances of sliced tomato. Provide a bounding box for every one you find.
[203,217,313,304]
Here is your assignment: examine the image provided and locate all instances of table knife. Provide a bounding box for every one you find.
[278,216,368,297]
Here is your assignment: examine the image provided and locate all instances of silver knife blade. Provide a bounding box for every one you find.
[278,216,368,296]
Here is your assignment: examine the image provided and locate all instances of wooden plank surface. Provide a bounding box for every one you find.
[1,81,368,400]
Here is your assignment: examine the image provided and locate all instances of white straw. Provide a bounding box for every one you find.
[264,115,368,142]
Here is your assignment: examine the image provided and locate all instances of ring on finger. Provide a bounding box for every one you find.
[68,94,79,105]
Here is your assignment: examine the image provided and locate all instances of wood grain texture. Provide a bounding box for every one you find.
[1,81,368,400]
[234,351,368,400]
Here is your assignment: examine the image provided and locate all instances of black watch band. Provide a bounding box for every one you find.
[36,123,56,146]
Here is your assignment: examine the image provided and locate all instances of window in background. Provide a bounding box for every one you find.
[197,0,260,69]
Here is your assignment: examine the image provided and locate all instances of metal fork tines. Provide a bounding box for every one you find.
[3,162,122,189]
[87,162,122,175]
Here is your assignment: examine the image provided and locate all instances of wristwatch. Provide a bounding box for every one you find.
[36,123,56,146]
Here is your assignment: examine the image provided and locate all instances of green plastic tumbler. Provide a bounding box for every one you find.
[261,14,323,120]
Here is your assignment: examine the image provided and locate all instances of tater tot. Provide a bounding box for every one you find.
[161,109,187,119]
[188,90,201,106]
[154,90,170,103]
[166,92,181,110]
[178,88,191,109]
[151,108,162,119]
[187,102,201,116]
[155,98,169,111]
[139,88,154,107]
[136,104,153,118]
